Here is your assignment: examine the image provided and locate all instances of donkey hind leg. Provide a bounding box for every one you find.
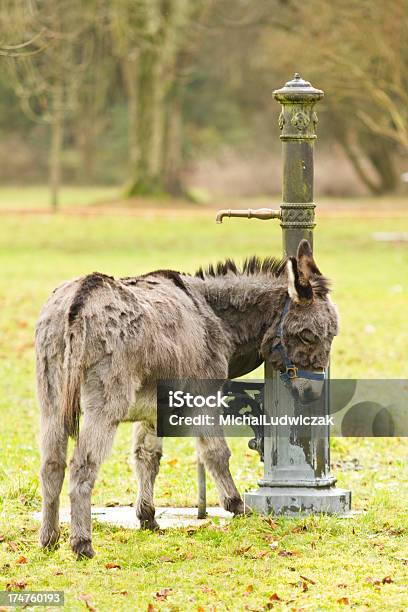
[69,412,118,558]
[133,422,163,530]
[197,437,244,515]
[39,413,68,548]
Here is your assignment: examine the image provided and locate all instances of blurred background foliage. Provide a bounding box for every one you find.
[0,0,407,207]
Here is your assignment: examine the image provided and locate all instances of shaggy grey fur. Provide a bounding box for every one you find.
[36,240,338,558]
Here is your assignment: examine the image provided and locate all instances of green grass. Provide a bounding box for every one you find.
[0,186,119,210]
[0,202,407,610]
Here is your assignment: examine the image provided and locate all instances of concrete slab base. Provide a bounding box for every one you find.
[244,487,352,516]
[33,506,233,530]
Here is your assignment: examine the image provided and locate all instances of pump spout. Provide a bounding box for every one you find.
[216,208,281,224]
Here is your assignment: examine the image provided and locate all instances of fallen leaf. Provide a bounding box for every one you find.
[105,562,121,570]
[278,550,301,557]
[264,533,279,543]
[0,534,5,542]
[265,517,278,530]
[302,582,309,592]
[6,580,27,590]
[337,597,350,605]
[235,544,252,555]
[185,521,211,534]
[252,550,269,559]
[396,557,408,565]
[53,570,63,576]
[292,524,308,533]
[381,525,403,536]
[269,593,282,601]
[7,541,18,552]
[201,586,216,595]
[300,575,316,585]
[269,542,279,550]
[167,458,179,467]
[160,556,174,563]
[243,584,254,596]
[154,588,172,601]
[365,577,381,585]
[112,590,128,596]
[78,594,96,612]
[16,555,28,565]
[197,607,205,612]
[382,576,393,584]
[147,604,155,612]
[337,583,348,588]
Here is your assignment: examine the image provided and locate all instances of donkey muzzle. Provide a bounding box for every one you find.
[291,377,325,404]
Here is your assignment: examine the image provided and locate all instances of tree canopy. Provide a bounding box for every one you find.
[0,0,406,206]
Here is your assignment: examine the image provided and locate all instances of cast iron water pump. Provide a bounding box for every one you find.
[197,74,351,517]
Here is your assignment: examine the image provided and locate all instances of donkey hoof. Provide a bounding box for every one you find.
[39,527,60,549]
[139,518,160,531]
[224,496,245,516]
[71,538,95,559]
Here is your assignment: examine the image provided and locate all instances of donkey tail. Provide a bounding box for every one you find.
[61,272,114,437]
[61,313,86,439]
[60,306,85,438]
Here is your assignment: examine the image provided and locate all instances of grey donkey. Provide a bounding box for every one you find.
[36,240,338,558]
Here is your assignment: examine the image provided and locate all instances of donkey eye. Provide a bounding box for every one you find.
[299,330,316,344]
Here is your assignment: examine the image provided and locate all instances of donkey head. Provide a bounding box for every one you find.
[262,240,339,403]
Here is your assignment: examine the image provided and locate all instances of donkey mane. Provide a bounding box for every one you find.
[195,256,287,280]
[124,255,331,297]
[195,255,331,298]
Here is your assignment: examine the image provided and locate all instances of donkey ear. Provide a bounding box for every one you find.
[296,239,321,282]
[287,257,313,304]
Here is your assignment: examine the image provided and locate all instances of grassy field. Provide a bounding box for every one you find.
[0,186,120,211]
[0,192,407,610]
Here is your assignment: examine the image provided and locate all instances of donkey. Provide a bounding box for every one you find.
[36,239,338,558]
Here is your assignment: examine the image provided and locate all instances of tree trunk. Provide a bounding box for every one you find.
[339,134,383,195]
[163,81,184,195]
[331,106,398,196]
[121,52,140,168]
[126,44,161,196]
[360,134,398,194]
[150,56,166,181]
[49,88,63,211]
[126,0,189,198]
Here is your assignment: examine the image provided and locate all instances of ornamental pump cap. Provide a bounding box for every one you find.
[273,73,324,102]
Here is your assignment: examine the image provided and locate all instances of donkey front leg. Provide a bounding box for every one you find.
[69,414,118,558]
[132,422,162,530]
[197,437,244,515]
[39,414,68,548]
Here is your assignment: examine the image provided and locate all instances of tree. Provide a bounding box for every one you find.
[0,0,99,209]
[271,0,408,194]
[109,0,193,197]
